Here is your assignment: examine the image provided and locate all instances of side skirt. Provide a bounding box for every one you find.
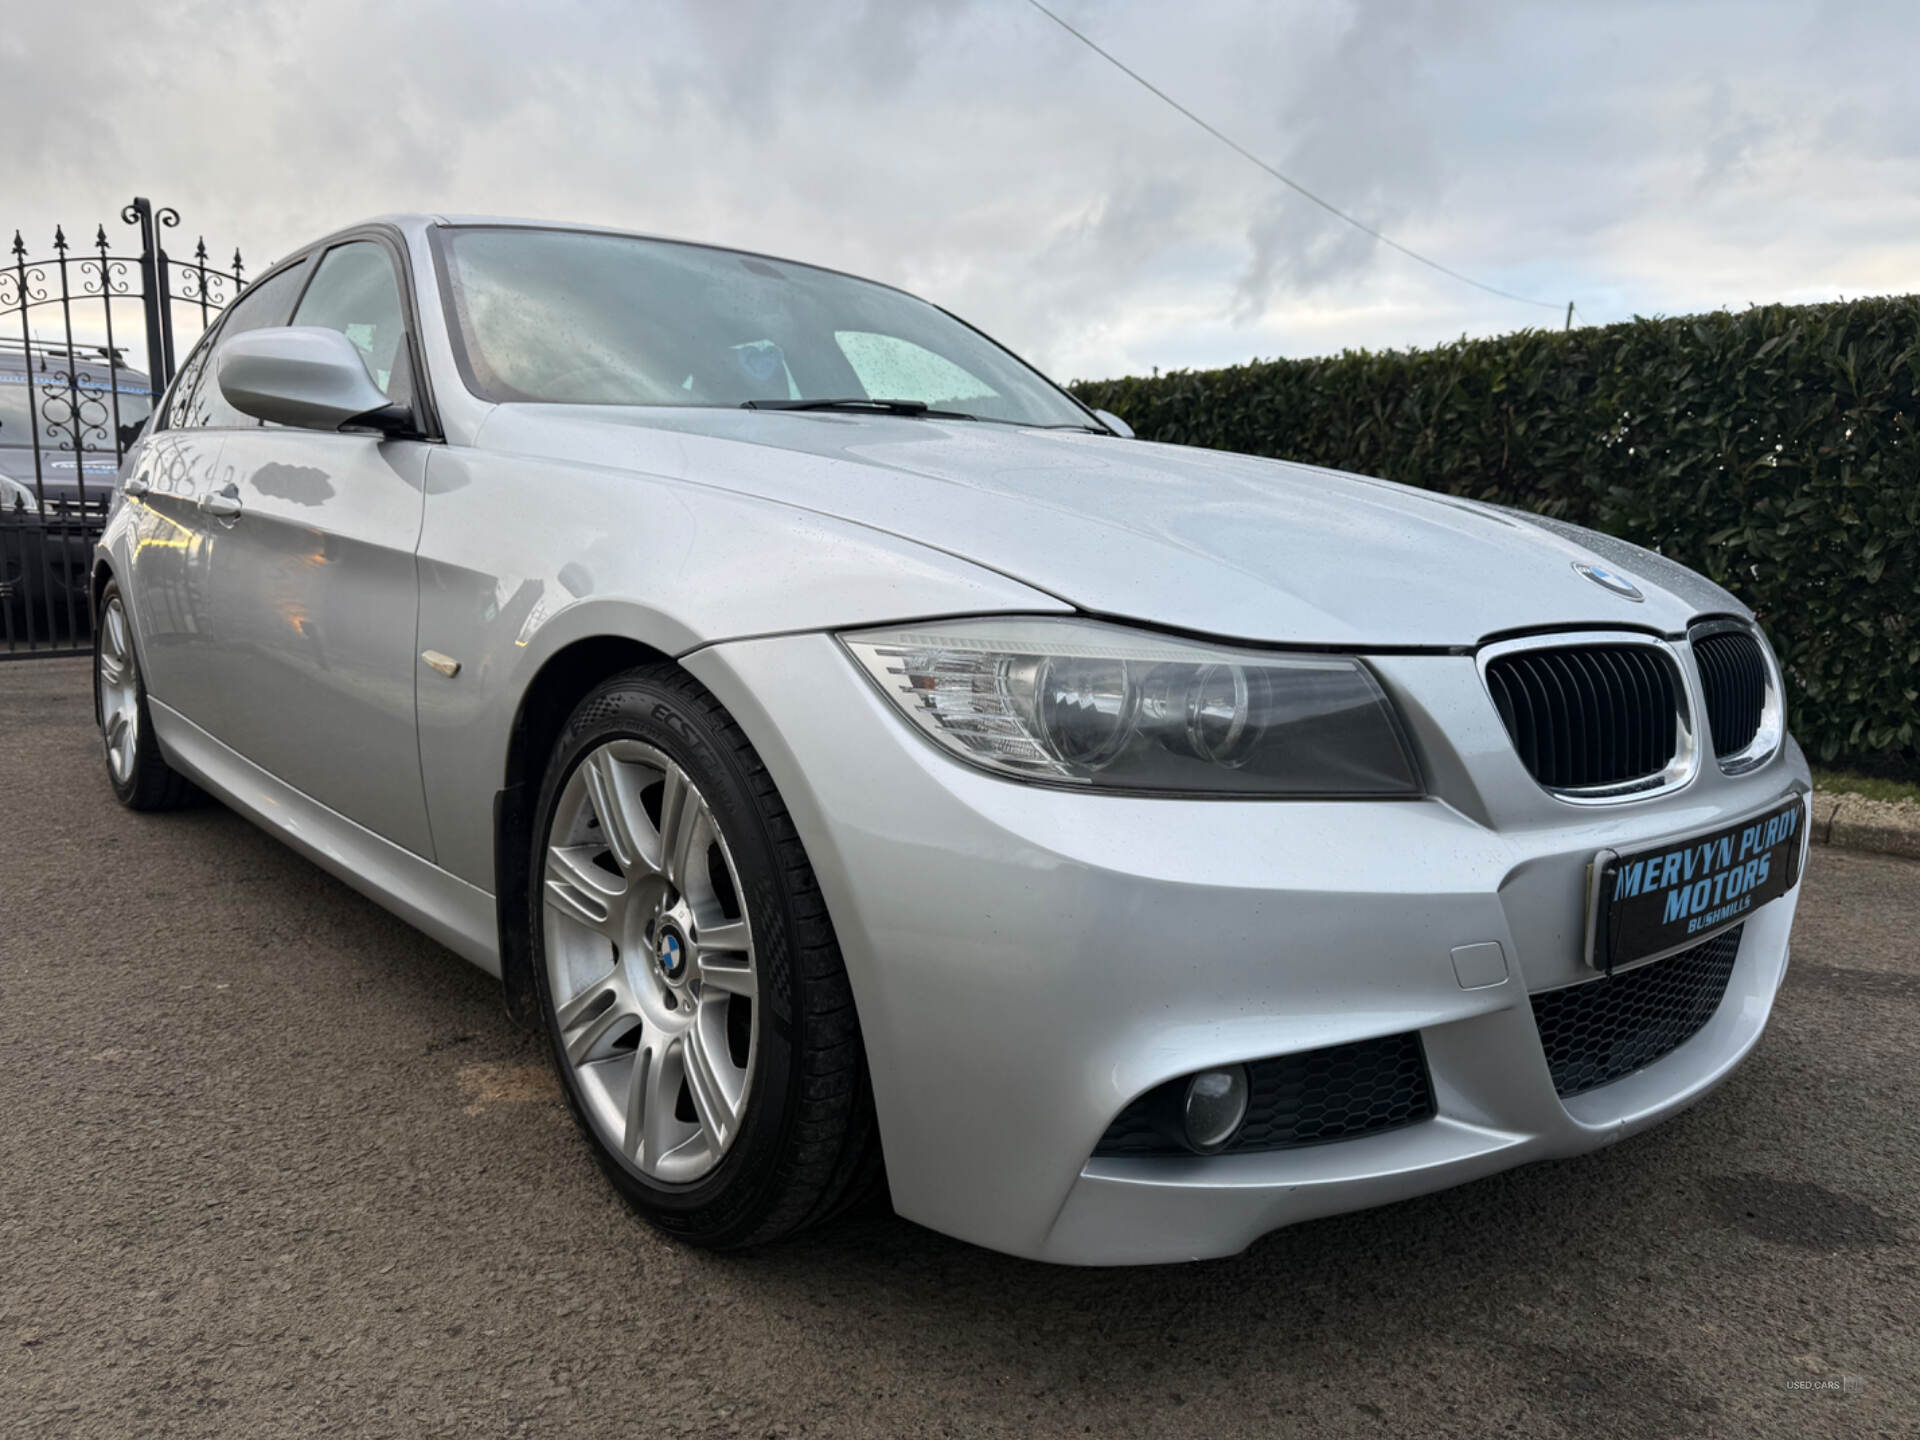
[149,700,502,976]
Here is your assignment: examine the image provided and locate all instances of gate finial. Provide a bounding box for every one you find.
[52,225,67,255]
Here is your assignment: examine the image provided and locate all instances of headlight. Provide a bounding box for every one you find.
[839,617,1421,797]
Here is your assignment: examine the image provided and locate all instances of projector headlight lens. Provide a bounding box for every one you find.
[839,617,1421,797]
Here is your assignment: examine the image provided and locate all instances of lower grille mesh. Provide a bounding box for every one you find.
[1532,925,1743,1097]
[1093,1031,1435,1157]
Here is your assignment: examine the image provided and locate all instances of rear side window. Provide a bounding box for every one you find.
[291,242,411,405]
[166,262,311,431]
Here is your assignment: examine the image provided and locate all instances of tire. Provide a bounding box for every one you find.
[93,580,198,811]
[528,664,882,1248]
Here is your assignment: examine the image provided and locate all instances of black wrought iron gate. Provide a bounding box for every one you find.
[1,197,245,656]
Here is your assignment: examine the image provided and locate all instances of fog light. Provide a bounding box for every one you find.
[1182,1065,1250,1153]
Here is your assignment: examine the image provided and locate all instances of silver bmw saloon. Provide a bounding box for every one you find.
[92,216,1810,1264]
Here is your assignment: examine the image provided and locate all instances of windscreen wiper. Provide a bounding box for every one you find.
[741,397,978,419]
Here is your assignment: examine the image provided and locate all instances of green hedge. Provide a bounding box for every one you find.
[1072,298,1920,779]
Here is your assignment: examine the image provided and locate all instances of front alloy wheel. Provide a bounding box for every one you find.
[529,666,881,1247]
[543,740,758,1183]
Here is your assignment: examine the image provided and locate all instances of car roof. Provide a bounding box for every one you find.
[0,344,149,383]
[281,213,925,306]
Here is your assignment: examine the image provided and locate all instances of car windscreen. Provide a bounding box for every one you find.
[0,367,152,451]
[434,227,1095,429]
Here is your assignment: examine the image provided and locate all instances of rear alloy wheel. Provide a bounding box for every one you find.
[530,667,881,1247]
[93,581,197,811]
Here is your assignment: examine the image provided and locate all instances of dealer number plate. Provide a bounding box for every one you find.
[1588,796,1806,971]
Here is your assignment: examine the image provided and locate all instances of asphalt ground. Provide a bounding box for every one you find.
[3,656,1916,1439]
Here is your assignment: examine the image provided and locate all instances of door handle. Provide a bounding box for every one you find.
[200,483,243,519]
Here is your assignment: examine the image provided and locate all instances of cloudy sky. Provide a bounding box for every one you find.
[3,0,1915,383]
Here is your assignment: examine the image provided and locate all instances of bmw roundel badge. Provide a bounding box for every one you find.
[1573,561,1644,602]
[658,932,685,979]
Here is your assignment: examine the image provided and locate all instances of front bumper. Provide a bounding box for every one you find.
[684,632,1809,1264]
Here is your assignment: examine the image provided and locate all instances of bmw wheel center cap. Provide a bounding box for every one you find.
[657,930,686,980]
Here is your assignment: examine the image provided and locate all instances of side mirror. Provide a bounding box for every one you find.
[1093,408,1134,439]
[217,326,410,435]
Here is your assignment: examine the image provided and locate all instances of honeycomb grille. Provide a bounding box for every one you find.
[1531,925,1743,1097]
[1092,1031,1435,1157]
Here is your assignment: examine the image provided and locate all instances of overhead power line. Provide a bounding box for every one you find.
[1023,0,1566,313]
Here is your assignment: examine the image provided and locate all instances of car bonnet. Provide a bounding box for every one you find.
[474,405,1745,649]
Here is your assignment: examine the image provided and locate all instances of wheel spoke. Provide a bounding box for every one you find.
[695,948,755,998]
[104,708,130,753]
[621,1035,655,1161]
[99,602,131,694]
[695,916,749,955]
[656,766,703,889]
[544,844,625,934]
[556,979,639,1065]
[105,601,127,662]
[641,1035,688,1164]
[582,749,645,874]
[682,1023,740,1150]
[555,978,614,1030]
